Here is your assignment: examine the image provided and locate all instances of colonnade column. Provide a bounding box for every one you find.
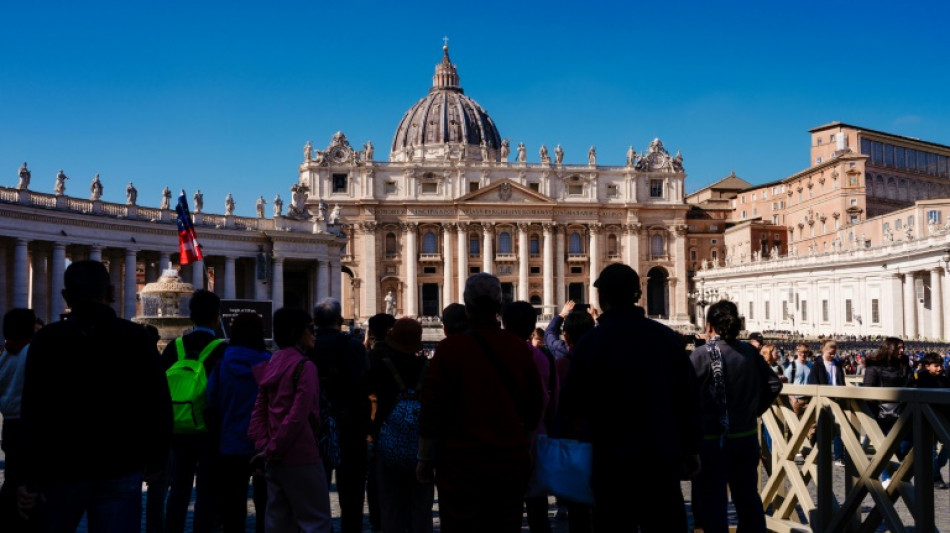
[13,239,28,308]
[555,226,565,306]
[903,272,918,339]
[317,259,330,303]
[110,251,123,315]
[124,249,137,319]
[456,223,468,302]
[192,259,205,290]
[443,223,454,308]
[404,223,418,317]
[360,222,378,317]
[272,256,284,311]
[224,256,236,299]
[542,223,554,316]
[0,245,7,320]
[50,243,66,320]
[159,251,171,273]
[88,245,102,262]
[31,245,48,322]
[931,268,943,340]
[517,223,529,301]
[588,224,601,310]
[481,223,493,275]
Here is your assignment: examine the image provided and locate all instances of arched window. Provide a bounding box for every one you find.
[569,232,583,253]
[607,234,619,257]
[499,231,512,254]
[651,234,665,256]
[422,231,437,254]
[385,232,397,256]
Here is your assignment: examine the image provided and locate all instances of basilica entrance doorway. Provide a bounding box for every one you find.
[421,283,440,317]
[646,267,669,318]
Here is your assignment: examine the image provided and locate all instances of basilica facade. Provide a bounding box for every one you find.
[299,46,693,328]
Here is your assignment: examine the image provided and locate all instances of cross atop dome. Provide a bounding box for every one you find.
[432,40,461,92]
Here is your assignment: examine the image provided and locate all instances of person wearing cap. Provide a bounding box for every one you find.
[367,317,433,533]
[417,273,543,532]
[560,263,702,532]
[440,303,467,336]
[748,332,764,351]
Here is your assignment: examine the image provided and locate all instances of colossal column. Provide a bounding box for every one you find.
[360,222,378,317]
[517,223,529,301]
[124,249,137,319]
[456,223,468,302]
[109,251,123,315]
[317,259,330,303]
[588,224,601,310]
[555,225,565,305]
[443,223,454,308]
[271,256,284,311]
[542,223,554,316]
[404,222,418,317]
[31,244,49,322]
[624,223,641,271]
[224,256,237,300]
[481,223,494,275]
[13,239,29,308]
[330,255,342,302]
[50,243,66,320]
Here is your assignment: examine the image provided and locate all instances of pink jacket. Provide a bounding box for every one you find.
[248,347,321,465]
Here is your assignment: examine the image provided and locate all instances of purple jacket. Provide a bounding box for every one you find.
[248,347,321,465]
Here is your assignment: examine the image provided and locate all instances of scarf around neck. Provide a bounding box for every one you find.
[705,336,729,447]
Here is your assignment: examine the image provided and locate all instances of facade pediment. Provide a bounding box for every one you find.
[456,178,555,204]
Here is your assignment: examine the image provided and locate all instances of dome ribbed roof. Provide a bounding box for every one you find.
[390,46,502,163]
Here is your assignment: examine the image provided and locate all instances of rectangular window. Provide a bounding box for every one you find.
[845,300,853,322]
[469,182,480,193]
[860,138,872,156]
[710,239,718,245]
[782,301,788,321]
[469,238,479,256]
[764,301,770,320]
[469,266,480,274]
[872,142,884,165]
[801,300,807,321]
[928,210,941,224]
[332,173,348,193]
[650,180,663,198]
[606,184,619,197]
[710,225,718,231]
[748,301,754,319]
[711,250,718,261]
[385,181,396,194]
[822,300,829,322]
[896,146,906,169]
[829,134,835,142]
[570,266,583,274]
[690,249,697,260]
[884,144,895,166]
[497,265,513,275]
[895,219,902,230]
[421,182,438,194]
[569,185,584,195]
[423,266,437,274]
[529,182,540,192]
[530,266,540,274]
[871,299,880,324]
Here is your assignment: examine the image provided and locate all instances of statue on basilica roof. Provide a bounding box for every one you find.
[626,146,636,167]
[225,193,235,215]
[193,189,204,213]
[554,144,564,165]
[539,144,550,164]
[364,140,374,162]
[588,146,596,166]
[161,186,172,210]
[125,181,137,205]
[55,170,68,196]
[17,162,30,189]
[500,139,510,161]
[304,140,313,161]
[517,142,526,163]
[90,174,103,201]
[256,195,266,219]
[273,194,283,217]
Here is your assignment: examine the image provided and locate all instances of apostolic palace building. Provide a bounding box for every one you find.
[1,44,950,340]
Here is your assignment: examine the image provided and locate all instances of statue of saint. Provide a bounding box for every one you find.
[160,186,172,210]
[126,182,137,205]
[539,144,550,164]
[304,140,313,161]
[385,290,396,316]
[364,140,374,161]
[330,204,341,224]
[55,170,68,195]
[500,139,510,161]
[554,144,564,165]
[273,194,283,217]
[626,146,635,166]
[225,193,235,215]
[480,140,488,161]
[256,195,266,218]
[588,146,596,166]
[90,174,103,201]
[193,189,204,213]
[17,162,30,189]
[318,199,328,221]
[517,142,526,163]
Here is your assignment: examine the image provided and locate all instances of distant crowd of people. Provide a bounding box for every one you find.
[1,260,949,533]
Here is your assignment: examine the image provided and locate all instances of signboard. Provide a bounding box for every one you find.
[220,299,273,340]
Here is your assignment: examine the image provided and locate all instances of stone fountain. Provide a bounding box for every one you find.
[132,264,195,351]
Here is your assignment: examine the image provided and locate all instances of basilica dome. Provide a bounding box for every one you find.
[390,46,502,163]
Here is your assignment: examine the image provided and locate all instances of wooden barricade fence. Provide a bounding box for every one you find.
[759,383,950,532]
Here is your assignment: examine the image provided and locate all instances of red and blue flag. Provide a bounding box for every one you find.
[175,191,203,264]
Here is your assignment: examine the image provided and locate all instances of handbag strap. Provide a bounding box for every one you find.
[466,329,526,424]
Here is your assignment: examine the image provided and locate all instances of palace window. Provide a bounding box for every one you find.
[801,300,807,321]
[421,182,438,194]
[651,235,665,256]
[845,300,853,323]
[871,299,880,324]
[822,300,829,322]
[497,265,513,275]
[748,301,754,320]
[690,249,697,261]
[332,174,348,193]
[650,179,663,198]
[606,184,619,197]
[423,266,436,274]
[928,210,941,224]
[422,231,437,254]
[498,231,512,254]
[764,301,770,320]
[569,232,583,253]
[469,266,480,274]
[568,185,584,196]
[782,301,788,321]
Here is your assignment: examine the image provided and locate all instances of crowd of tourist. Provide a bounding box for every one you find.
[1,260,949,532]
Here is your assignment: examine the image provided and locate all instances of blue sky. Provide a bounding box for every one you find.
[2,1,949,218]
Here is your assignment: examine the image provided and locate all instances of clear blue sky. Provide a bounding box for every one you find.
[3,1,949,218]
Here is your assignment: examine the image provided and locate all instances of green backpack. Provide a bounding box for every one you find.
[167,337,225,434]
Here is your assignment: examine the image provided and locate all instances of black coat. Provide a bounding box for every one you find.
[807,358,847,387]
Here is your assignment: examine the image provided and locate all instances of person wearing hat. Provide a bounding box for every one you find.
[367,317,433,533]
[560,263,702,532]
[748,332,764,351]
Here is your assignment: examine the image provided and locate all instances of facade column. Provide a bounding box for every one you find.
[481,223,494,275]
[443,223,454,308]
[88,245,102,262]
[903,272,918,340]
[542,223,554,317]
[588,224,601,310]
[317,259,330,303]
[404,223,418,317]
[50,243,66,320]
[124,249,138,319]
[330,255,342,302]
[931,268,943,340]
[456,223,468,302]
[13,239,29,308]
[672,225,689,322]
[360,222,378,318]
[31,245,49,323]
[224,256,237,299]
[109,251,123,315]
[555,225,565,306]
[272,256,284,311]
[624,223,641,271]
[517,223,529,301]
[192,259,205,290]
